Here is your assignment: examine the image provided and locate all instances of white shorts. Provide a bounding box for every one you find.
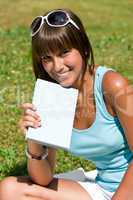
[55,168,114,200]
[78,181,114,200]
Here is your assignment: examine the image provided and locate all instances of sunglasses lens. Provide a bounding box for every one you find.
[48,11,68,26]
[31,17,42,35]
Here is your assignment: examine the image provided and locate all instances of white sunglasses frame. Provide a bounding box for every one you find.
[31,10,80,37]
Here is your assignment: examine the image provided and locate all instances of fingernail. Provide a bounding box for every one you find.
[38,117,41,121]
[33,105,37,111]
[35,122,41,127]
[38,122,41,126]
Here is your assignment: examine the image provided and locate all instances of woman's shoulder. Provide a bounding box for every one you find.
[101,67,130,114]
[102,68,129,95]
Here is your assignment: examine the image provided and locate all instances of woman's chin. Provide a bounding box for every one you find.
[57,77,78,89]
[58,79,74,88]
[59,82,72,88]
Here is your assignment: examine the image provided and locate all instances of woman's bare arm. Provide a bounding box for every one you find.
[103,71,133,200]
[19,103,57,186]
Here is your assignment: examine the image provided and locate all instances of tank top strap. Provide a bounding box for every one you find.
[94,66,115,120]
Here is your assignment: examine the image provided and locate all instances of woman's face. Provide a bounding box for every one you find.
[41,48,85,88]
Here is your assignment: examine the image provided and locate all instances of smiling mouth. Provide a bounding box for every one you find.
[58,71,69,76]
[55,73,68,82]
[55,69,72,79]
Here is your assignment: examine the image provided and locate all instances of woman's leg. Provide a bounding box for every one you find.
[0,176,92,200]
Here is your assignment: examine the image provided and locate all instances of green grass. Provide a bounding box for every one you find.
[0,0,133,179]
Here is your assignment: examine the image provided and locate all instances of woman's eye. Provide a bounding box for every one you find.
[42,56,51,63]
[64,49,69,53]
[61,50,70,57]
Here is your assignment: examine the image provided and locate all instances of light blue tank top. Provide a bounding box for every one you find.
[69,66,133,192]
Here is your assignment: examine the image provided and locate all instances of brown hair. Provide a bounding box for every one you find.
[31,8,95,82]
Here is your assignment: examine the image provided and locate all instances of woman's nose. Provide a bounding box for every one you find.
[53,57,64,73]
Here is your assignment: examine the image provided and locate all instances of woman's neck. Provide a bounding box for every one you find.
[77,70,94,107]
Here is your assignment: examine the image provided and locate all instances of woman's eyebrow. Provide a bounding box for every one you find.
[42,54,52,59]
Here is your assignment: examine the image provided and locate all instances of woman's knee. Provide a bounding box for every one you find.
[0,176,20,199]
[0,176,52,200]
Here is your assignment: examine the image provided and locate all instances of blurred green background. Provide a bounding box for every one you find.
[0,0,133,179]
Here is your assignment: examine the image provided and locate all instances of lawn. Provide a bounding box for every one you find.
[0,0,133,179]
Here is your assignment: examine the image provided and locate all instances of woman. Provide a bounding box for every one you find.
[0,8,133,200]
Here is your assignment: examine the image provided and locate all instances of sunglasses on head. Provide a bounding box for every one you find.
[31,9,80,37]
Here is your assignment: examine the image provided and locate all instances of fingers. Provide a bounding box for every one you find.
[20,103,36,111]
[25,108,41,121]
[19,103,41,134]
[23,115,41,128]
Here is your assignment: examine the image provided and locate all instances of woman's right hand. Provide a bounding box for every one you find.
[19,103,41,134]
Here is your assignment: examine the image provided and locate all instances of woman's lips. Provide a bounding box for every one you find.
[56,71,71,81]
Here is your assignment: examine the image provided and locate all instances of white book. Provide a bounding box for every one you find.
[26,79,78,150]
[54,168,97,182]
[54,168,86,181]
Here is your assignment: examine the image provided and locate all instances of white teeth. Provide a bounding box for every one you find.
[61,72,68,74]
[60,70,70,74]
